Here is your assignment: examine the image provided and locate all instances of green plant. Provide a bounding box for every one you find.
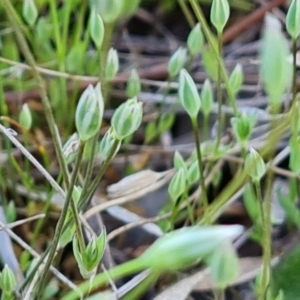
[0,0,299,299]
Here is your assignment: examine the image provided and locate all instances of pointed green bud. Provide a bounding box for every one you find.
[90,9,105,49]
[178,69,201,119]
[105,48,119,80]
[75,83,104,142]
[168,47,187,78]
[23,0,38,26]
[99,127,121,161]
[0,265,17,293]
[173,151,187,175]
[286,0,300,40]
[245,148,266,182]
[73,230,106,279]
[158,113,175,133]
[89,0,122,24]
[201,79,213,116]
[84,231,106,271]
[5,201,17,223]
[140,225,243,272]
[168,168,186,203]
[187,160,200,185]
[145,121,157,143]
[187,23,204,56]
[229,63,244,96]
[19,103,32,130]
[126,69,141,98]
[230,113,257,145]
[210,0,230,33]
[111,97,143,140]
[260,14,292,111]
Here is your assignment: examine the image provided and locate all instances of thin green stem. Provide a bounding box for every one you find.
[199,112,290,224]
[80,140,120,209]
[215,31,224,152]
[62,1,73,60]
[254,180,264,231]
[74,2,87,45]
[188,0,238,116]
[2,0,70,188]
[258,171,273,300]
[178,0,195,28]
[49,0,65,69]
[35,142,85,298]
[191,118,208,217]
[292,38,297,105]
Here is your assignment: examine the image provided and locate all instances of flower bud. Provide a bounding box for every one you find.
[19,103,32,130]
[260,14,292,111]
[111,97,143,140]
[168,168,186,203]
[187,160,200,185]
[187,23,204,56]
[90,9,105,49]
[173,151,187,174]
[73,230,107,279]
[99,127,121,161]
[75,83,104,142]
[178,69,201,119]
[168,47,187,79]
[229,63,244,96]
[23,0,38,26]
[210,0,230,33]
[286,0,300,40]
[126,69,141,98]
[158,113,175,133]
[245,148,266,182]
[140,225,243,272]
[105,48,119,80]
[230,113,256,145]
[0,265,17,293]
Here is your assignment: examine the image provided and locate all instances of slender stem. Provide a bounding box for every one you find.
[257,171,272,300]
[61,259,145,300]
[188,0,238,115]
[62,1,73,62]
[80,139,120,209]
[2,0,70,188]
[191,118,208,217]
[215,31,223,152]
[254,181,264,230]
[292,38,297,105]
[199,113,290,224]
[35,143,85,298]
[49,0,65,69]
[178,0,195,28]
